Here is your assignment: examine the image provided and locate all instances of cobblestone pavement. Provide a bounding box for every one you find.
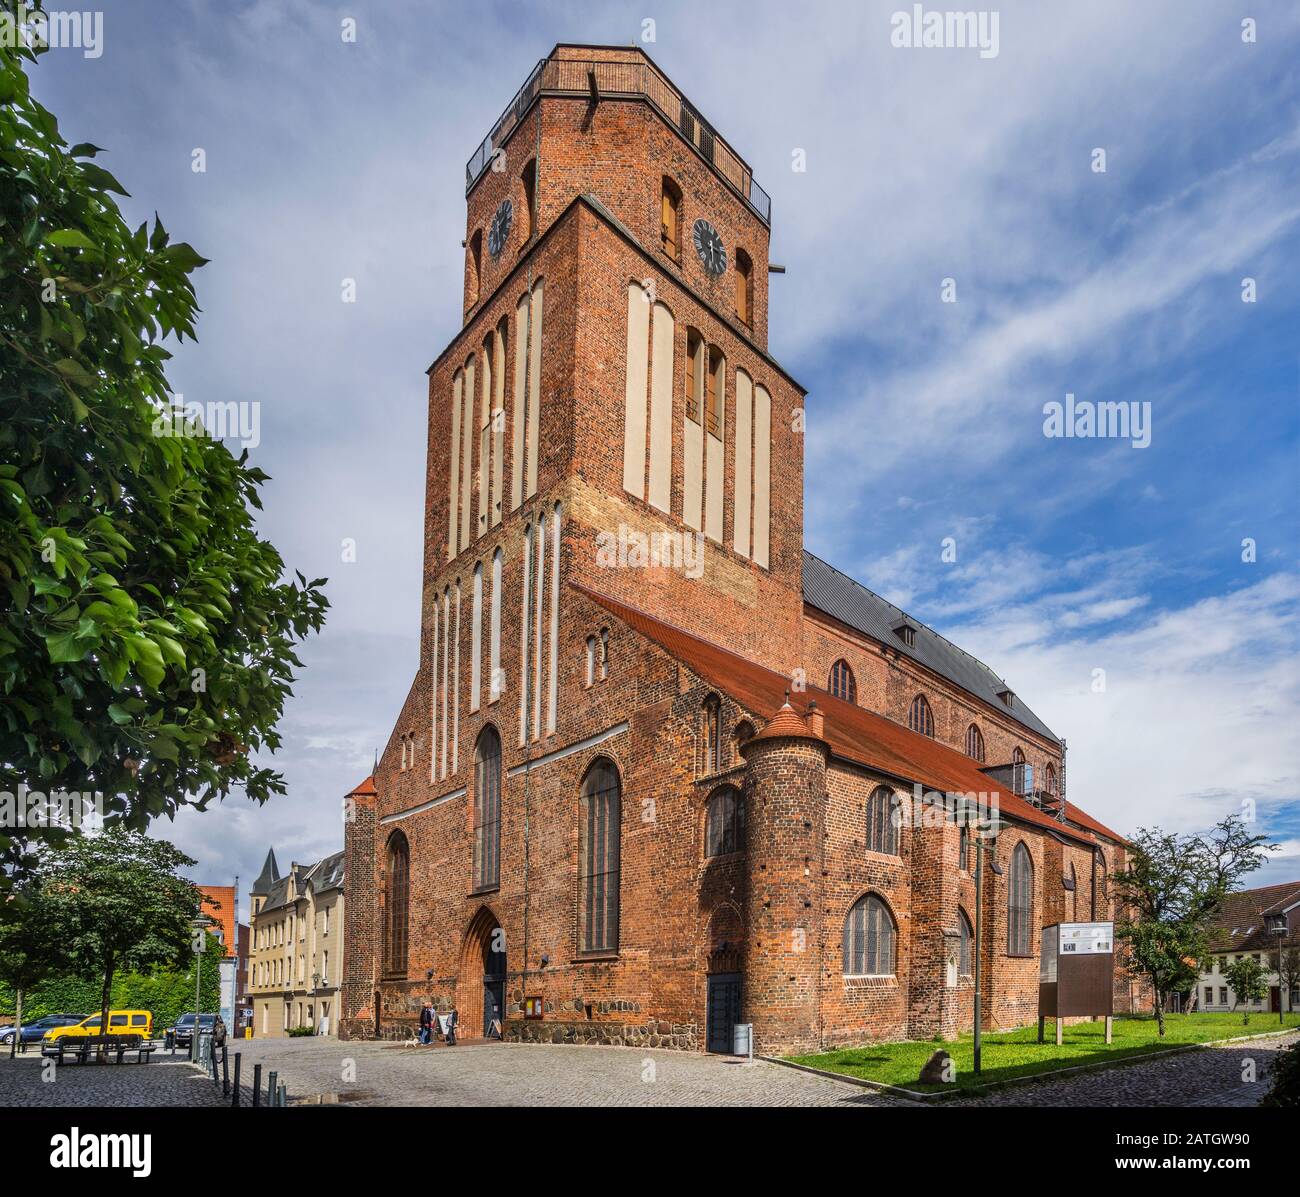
[226,1037,905,1107]
[947,1029,1298,1108]
[0,1050,226,1107]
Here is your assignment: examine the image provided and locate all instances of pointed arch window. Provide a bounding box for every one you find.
[958,908,974,976]
[865,785,899,856]
[965,723,985,762]
[579,758,621,953]
[472,726,502,891]
[908,694,935,738]
[829,658,856,703]
[1045,762,1057,798]
[705,786,745,857]
[383,832,410,976]
[1012,746,1025,764]
[701,694,721,774]
[843,894,896,976]
[661,176,682,260]
[1008,842,1034,957]
[734,247,753,325]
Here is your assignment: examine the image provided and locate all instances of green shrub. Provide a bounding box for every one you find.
[287,1026,315,1038]
[1261,1038,1300,1107]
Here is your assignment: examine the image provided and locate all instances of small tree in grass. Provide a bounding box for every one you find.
[1223,957,1268,1025]
[0,883,67,1055]
[39,829,205,1042]
[1111,815,1272,1037]
[1278,948,1300,1014]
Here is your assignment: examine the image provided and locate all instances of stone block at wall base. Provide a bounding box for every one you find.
[506,1018,699,1051]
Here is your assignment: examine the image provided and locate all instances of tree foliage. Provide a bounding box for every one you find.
[1223,955,1268,1025]
[0,6,328,889]
[1111,816,1272,1036]
[36,828,207,1032]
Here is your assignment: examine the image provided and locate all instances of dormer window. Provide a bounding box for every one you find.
[997,687,1015,708]
[892,618,917,648]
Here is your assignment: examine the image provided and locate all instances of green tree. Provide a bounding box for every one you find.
[0,4,327,891]
[38,829,206,1035]
[1278,947,1300,1014]
[1223,956,1268,1025]
[1112,816,1272,1036]
[0,880,68,1054]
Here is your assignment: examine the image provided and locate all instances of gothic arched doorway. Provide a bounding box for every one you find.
[460,906,506,1040]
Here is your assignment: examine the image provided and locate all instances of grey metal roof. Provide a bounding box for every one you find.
[257,850,345,913]
[802,551,1060,743]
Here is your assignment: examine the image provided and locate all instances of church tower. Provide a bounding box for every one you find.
[423,43,806,718]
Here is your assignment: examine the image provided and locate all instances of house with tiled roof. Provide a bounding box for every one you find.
[339,44,1140,1053]
[1195,881,1300,1014]
[248,848,346,1036]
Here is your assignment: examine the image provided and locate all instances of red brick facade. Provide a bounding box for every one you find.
[340,44,1141,1054]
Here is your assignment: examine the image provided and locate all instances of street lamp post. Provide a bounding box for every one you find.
[956,800,1008,1075]
[191,914,213,1063]
[1267,913,1287,1026]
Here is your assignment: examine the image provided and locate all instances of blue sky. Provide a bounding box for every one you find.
[27,0,1300,901]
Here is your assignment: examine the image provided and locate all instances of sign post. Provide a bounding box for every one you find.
[1038,921,1114,1046]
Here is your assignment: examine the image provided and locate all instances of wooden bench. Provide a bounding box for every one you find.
[42,1035,156,1065]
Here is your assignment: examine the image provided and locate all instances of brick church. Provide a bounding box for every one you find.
[339,44,1135,1053]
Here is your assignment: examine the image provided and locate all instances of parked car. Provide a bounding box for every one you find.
[166,1012,217,1049]
[42,1010,152,1046]
[0,1014,84,1045]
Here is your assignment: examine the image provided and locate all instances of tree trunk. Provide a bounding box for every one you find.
[1154,986,1166,1037]
[98,956,114,1063]
[9,987,21,1059]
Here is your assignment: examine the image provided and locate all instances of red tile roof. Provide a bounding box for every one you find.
[574,583,1125,848]
[347,775,377,797]
[197,884,237,958]
[1207,881,1300,952]
[749,701,819,744]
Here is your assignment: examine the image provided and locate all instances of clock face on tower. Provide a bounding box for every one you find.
[488,199,513,258]
[692,219,727,277]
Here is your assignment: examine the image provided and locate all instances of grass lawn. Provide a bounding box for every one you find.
[788,1012,1300,1095]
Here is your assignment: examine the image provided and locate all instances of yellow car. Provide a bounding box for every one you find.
[43,1010,152,1045]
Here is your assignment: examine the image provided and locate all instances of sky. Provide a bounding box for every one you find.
[26,0,1300,910]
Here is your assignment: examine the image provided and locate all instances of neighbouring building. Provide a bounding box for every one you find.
[197,884,250,1023]
[248,849,346,1037]
[1196,881,1300,1015]
[340,43,1139,1054]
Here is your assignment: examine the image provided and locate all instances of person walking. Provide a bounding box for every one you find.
[418,1002,433,1045]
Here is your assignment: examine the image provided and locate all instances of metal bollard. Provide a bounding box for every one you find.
[252,1063,262,1108]
[267,1069,277,1106]
[278,1082,287,1107]
[221,1044,229,1097]
[231,1052,241,1107]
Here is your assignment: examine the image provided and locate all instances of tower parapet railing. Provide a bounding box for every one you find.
[465,54,771,226]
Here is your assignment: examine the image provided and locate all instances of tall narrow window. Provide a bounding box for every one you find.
[908,694,935,738]
[1045,762,1057,798]
[470,561,483,712]
[685,328,703,423]
[705,345,723,438]
[579,758,621,953]
[661,176,682,260]
[734,247,753,325]
[958,909,973,976]
[599,627,609,679]
[959,823,970,871]
[468,229,482,304]
[829,659,856,702]
[1012,747,1025,764]
[965,723,985,762]
[842,894,896,976]
[521,158,537,240]
[585,635,597,687]
[701,694,721,774]
[383,832,409,976]
[865,785,899,856]
[705,786,745,857]
[489,548,502,701]
[518,523,532,744]
[1008,842,1034,956]
[473,727,502,891]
